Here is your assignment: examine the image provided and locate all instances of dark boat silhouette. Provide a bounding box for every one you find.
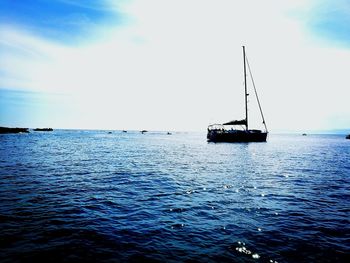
[346,134,350,139]
[33,128,53,131]
[141,130,148,134]
[207,46,268,142]
[0,126,29,134]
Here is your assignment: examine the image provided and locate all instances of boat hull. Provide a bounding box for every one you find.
[207,130,267,143]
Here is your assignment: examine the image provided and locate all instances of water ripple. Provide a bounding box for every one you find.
[0,131,349,262]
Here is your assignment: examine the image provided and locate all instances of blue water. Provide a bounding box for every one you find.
[0,131,349,262]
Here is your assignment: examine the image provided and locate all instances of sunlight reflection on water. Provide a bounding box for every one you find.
[0,131,349,262]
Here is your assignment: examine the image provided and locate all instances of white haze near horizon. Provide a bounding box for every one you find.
[1,0,350,132]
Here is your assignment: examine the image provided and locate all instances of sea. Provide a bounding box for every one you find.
[0,130,349,263]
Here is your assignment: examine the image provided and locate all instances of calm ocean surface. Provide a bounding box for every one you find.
[0,130,349,262]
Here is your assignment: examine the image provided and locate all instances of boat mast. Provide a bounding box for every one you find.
[243,46,248,131]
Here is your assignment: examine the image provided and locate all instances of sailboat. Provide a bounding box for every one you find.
[207,46,268,142]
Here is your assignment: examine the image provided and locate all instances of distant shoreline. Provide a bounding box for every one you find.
[1,126,349,135]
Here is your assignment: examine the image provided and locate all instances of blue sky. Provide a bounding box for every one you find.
[1,0,349,131]
[305,0,350,46]
[0,0,123,43]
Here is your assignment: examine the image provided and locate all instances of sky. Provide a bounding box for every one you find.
[1,0,349,132]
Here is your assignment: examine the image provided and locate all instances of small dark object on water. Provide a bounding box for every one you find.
[302,133,307,136]
[167,132,172,135]
[34,128,53,131]
[108,131,112,134]
[346,134,350,139]
[122,130,127,133]
[0,126,29,134]
[141,130,148,134]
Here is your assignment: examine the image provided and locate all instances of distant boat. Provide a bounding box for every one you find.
[207,46,268,142]
[122,130,127,133]
[34,128,53,131]
[167,132,172,135]
[346,134,350,139]
[0,126,29,134]
[141,130,148,134]
[302,133,307,136]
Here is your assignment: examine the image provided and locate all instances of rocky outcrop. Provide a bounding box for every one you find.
[0,127,29,134]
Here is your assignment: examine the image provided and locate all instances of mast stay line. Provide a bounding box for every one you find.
[245,55,268,133]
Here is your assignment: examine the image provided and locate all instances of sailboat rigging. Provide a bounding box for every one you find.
[207,46,268,142]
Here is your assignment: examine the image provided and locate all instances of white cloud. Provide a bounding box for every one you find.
[1,0,349,131]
